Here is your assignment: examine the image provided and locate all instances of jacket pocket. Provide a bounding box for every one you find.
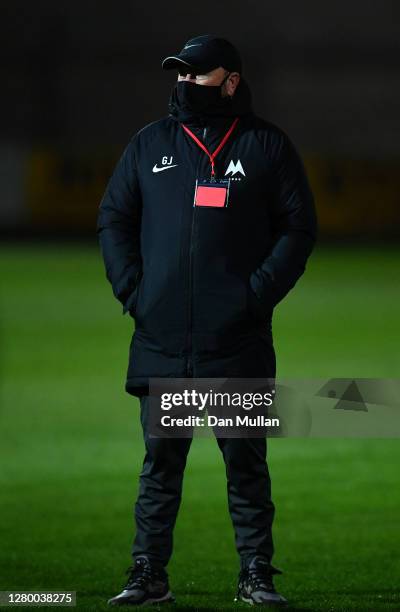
[123,272,143,317]
[129,276,143,318]
[246,282,267,324]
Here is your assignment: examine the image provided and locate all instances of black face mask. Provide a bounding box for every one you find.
[168,77,253,124]
[170,80,232,116]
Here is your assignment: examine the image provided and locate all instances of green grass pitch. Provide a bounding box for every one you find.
[0,243,399,610]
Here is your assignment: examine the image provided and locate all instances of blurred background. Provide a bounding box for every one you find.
[1,1,399,610]
[1,0,400,238]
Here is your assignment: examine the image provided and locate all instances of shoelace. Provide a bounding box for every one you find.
[236,563,282,598]
[125,559,154,589]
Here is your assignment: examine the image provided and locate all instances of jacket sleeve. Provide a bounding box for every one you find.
[96,137,143,315]
[249,131,318,311]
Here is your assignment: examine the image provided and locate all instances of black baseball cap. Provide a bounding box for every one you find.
[162,35,242,74]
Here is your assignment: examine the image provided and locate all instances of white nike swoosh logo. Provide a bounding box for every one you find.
[152,164,178,173]
[184,44,202,49]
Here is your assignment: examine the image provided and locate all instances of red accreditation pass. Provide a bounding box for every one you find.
[193,179,231,208]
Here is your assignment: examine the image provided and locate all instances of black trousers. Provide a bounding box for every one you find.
[132,395,275,567]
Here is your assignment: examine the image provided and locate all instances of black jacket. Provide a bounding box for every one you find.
[97,80,317,397]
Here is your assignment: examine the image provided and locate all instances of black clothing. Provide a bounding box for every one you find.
[96,78,317,397]
[162,34,243,74]
[132,395,276,566]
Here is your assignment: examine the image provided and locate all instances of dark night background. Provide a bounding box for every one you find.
[1,0,399,236]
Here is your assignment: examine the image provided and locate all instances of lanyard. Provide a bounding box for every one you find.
[181,117,239,178]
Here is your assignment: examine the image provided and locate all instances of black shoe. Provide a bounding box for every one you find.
[235,556,288,606]
[108,555,174,606]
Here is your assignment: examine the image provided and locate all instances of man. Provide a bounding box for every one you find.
[97,35,317,607]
